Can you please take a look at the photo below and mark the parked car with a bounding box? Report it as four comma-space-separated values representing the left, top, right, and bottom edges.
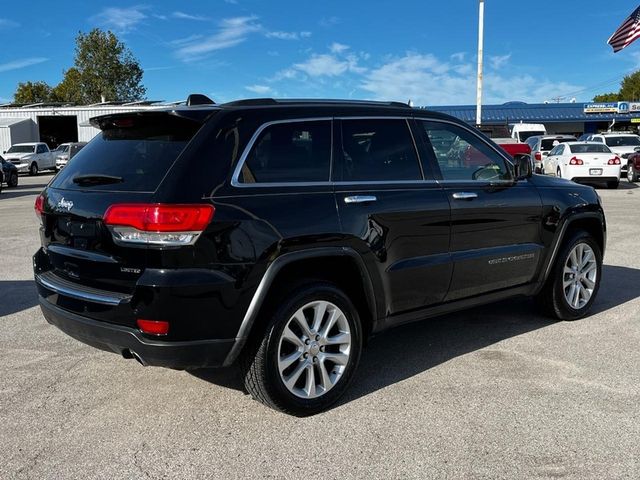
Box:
545, 142, 621, 188
1, 156, 19, 188
3, 142, 55, 175
34, 96, 606, 415
625, 149, 640, 182
525, 135, 577, 173
494, 138, 533, 172
583, 132, 640, 175
53, 142, 87, 170
510, 123, 546, 142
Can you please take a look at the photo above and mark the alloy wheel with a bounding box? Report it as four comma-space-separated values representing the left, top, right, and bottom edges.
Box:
277, 300, 352, 399
563, 243, 597, 309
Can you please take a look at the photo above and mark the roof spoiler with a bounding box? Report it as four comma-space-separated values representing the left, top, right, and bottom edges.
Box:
186, 94, 215, 106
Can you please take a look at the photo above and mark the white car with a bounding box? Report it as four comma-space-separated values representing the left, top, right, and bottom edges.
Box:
545, 142, 621, 189
3, 142, 55, 175
583, 132, 640, 175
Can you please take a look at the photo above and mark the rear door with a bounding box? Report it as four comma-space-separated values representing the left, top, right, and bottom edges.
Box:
419, 119, 543, 301
335, 117, 451, 315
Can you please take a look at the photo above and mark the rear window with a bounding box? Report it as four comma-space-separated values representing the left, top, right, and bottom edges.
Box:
604, 136, 640, 147
51, 115, 201, 192
541, 138, 574, 151
518, 131, 545, 141
569, 144, 611, 154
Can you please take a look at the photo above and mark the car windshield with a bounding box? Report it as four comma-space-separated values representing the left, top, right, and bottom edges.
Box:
541, 138, 574, 151
7, 145, 35, 153
569, 144, 611, 154
605, 136, 640, 147
518, 131, 545, 141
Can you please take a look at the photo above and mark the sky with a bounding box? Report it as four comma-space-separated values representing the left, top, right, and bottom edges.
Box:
1, 1, 640, 106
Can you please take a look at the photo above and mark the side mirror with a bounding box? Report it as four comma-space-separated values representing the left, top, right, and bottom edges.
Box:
514, 154, 532, 180
542, 151, 549, 156
634, 146, 640, 153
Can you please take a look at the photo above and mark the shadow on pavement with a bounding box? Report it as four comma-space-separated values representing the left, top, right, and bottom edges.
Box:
0, 280, 38, 317
190, 264, 640, 407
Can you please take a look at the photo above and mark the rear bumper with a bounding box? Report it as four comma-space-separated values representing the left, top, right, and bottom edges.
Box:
39, 296, 235, 369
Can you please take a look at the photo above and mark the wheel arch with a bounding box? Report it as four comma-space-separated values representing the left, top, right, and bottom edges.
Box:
223, 247, 379, 366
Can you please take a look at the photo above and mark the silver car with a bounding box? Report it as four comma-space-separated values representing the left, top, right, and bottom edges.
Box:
54, 142, 87, 170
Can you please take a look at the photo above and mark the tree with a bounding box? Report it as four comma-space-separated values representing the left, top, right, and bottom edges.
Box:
12, 28, 146, 105
619, 71, 640, 101
74, 29, 146, 103
593, 92, 620, 102
13, 81, 53, 104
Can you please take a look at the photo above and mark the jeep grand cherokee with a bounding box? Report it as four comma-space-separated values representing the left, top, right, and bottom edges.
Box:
34, 95, 606, 415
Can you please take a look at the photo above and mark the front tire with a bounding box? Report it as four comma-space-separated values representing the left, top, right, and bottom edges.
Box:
241, 282, 363, 415
29, 162, 38, 176
535, 231, 602, 320
628, 163, 638, 183
8, 173, 18, 187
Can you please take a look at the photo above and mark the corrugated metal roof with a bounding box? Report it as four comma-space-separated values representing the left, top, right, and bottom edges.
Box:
424, 102, 640, 123
0, 117, 31, 127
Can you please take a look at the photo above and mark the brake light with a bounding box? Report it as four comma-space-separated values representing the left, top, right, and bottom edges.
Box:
104, 204, 214, 246
535, 152, 542, 161
137, 319, 169, 336
34, 194, 44, 219
608, 157, 621, 165
569, 157, 584, 165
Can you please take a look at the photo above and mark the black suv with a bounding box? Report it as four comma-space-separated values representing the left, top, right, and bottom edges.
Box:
34, 96, 606, 415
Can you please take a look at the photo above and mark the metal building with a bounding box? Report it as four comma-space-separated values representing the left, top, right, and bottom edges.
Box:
0, 102, 165, 152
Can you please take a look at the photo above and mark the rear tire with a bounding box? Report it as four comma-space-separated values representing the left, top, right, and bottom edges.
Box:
8, 173, 18, 187
535, 230, 602, 320
557, 167, 562, 178
607, 180, 619, 189
241, 282, 362, 416
628, 164, 638, 183
29, 163, 38, 176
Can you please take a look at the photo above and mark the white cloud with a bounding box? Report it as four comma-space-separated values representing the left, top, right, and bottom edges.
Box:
450, 52, 466, 62
292, 51, 365, 78
266, 30, 312, 40
0, 57, 48, 73
245, 84, 273, 94
0, 18, 19, 28
172, 11, 210, 21
174, 16, 261, 61
91, 6, 148, 33
329, 42, 349, 54
488, 54, 511, 70
319, 16, 340, 27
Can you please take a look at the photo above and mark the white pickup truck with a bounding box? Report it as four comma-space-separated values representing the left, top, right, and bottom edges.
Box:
3, 142, 56, 175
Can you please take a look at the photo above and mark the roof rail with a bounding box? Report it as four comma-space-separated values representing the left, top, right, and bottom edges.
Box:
222, 98, 412, 108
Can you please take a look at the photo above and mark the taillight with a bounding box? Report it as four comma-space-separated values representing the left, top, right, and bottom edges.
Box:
608, 157, 621, 165
34, 194, 44, 219
569, 157, 584, 165
535, 152, 542, 161
103, 203, 214, 246
137, 319, 169, 336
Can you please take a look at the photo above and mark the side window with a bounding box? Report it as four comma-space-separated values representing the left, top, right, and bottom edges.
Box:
594, 137, 604, 143
548, 145, 559, 156
337, 119, 421, 181
421, 121, 512, 182
238, 120, 331, 184
557, 145, 565, 155
36, 144, 46, 154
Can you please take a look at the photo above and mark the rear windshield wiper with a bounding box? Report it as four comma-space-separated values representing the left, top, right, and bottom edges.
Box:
72, 174, 124, 186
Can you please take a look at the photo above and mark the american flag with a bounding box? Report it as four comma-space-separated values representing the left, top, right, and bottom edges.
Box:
608, 6, 640, 52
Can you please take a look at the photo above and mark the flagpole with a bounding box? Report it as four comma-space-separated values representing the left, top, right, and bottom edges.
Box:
476, 0, 485, 126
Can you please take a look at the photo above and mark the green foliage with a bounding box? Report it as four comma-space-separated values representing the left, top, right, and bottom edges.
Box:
619, 71, 640, 101
12, 28, 146, 105
13, 81, 53, 104
592, 92, 620, 102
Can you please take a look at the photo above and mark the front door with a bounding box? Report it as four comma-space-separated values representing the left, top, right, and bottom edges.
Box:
418, 120, 543, 302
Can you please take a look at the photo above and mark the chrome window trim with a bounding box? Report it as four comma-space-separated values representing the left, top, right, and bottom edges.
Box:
230, 117, 334, 188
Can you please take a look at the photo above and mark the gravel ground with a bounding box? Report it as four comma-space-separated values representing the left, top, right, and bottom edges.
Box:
1, 174, 638, 479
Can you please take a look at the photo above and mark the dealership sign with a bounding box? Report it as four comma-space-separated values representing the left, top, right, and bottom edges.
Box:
584, 101, 640, 113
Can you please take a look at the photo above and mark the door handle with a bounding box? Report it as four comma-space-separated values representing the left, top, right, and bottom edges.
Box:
344, 195, 377, 204
452, 192, 478, 200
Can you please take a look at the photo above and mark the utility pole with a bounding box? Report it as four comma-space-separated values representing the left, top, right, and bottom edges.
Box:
476, 0, 485, 126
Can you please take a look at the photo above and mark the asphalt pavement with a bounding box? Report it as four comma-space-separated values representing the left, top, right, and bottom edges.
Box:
1, 174, 638, 479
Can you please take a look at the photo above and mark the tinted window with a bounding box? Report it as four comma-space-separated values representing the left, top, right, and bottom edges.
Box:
7, 145, 34, 154
36, 144, 46, 154
422, 121, 512, 182
51, 115, 200, 192
518, 131, 545, 142
541, 138, 575, 151
337, 119, 421, 181
569, 144, 611, 154
605, 136, 640, 147
239, 120, 330, 184
593, 137, 604, 143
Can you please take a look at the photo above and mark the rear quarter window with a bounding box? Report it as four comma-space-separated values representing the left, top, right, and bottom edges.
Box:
51, 115, 201, 192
